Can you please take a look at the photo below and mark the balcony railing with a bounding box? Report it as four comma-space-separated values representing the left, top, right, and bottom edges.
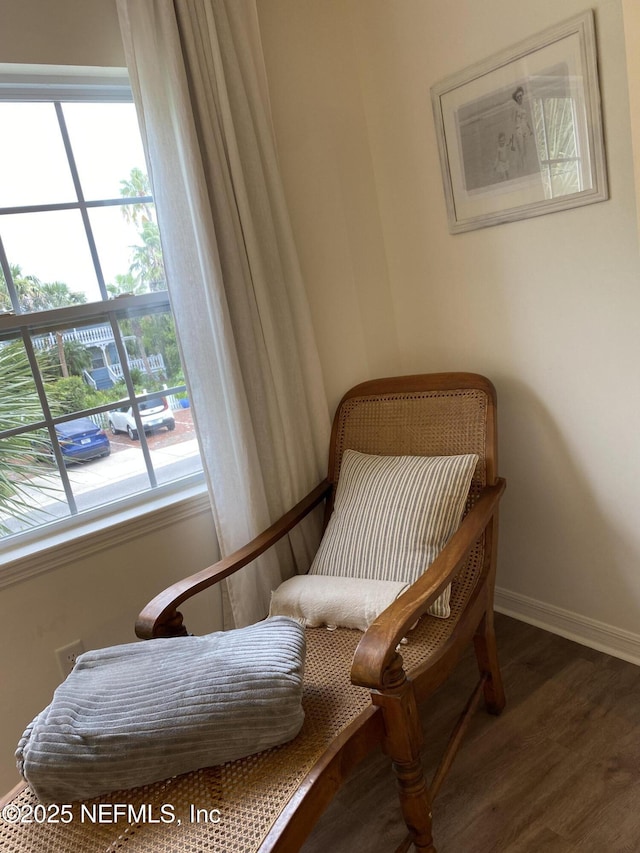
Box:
32, 325, 134, 350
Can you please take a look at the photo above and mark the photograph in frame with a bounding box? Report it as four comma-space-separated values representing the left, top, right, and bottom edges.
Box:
431, 11, 608, 233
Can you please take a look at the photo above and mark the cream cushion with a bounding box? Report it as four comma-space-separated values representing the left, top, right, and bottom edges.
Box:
269, 574, 408, 631
309, 450, 478, 618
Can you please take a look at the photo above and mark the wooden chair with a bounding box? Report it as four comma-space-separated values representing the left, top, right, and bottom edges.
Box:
1, 373, 505, 853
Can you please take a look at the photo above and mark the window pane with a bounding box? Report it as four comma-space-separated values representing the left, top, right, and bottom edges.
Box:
153, 398, 200, 486
32, 321, 127, 419
0, 103, 76, 208
0, 337, 46, 428
0, 338, 50, 540
68, 423, 153, 511
62, 102, 148, 201
0, 268, 13, 313
117, 307, 183, 387
0, 431, 69, 538
90, 205, 167, 295
112, 309, 201, 486
1, 210, 102, 308
106, 392, 200, 489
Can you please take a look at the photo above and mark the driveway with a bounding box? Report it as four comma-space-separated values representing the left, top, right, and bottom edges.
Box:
108, 407, 196, 453
1, 408, 203, 535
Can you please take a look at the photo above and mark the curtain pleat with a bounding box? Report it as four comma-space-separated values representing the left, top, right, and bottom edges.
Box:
116, 0, 330, 626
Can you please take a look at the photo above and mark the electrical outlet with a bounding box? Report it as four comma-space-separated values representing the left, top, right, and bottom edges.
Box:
55, 639, 85, 678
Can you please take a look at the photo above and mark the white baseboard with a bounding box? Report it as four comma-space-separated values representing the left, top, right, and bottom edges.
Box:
494, 587, 640, 667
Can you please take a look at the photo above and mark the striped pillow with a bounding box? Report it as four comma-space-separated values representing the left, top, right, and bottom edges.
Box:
309, 450, 478, 618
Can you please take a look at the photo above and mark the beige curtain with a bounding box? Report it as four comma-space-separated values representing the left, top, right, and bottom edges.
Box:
116, 0, 330, 627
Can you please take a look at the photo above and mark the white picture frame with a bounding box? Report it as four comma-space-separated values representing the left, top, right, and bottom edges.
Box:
431, 11, 608, 234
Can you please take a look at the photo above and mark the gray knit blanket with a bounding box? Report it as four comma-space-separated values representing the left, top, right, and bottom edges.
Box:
16, 617, 306, 803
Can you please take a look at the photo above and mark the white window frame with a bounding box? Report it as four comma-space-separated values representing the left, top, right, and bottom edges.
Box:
0, 65, 207, 585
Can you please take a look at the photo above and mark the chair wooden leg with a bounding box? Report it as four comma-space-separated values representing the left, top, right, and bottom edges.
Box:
473, 611, 505, 715
395, 831, 428, 853
391, 757, 437, 852
373, 655, 436, 852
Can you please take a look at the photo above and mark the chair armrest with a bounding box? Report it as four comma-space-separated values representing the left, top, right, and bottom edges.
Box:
350, 478, 506, 691
136, 480, 332, 639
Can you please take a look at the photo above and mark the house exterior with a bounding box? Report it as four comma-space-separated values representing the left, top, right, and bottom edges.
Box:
33, 324, 166, 389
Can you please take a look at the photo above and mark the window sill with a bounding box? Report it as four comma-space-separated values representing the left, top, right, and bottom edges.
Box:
1, 478, 212, 590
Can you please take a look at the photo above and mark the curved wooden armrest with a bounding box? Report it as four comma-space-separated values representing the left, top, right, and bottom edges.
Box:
136, 479, 332, 639
350, 478, 506, 691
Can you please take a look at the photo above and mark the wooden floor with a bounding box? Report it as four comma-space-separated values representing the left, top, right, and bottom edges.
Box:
301, 613, 640, 853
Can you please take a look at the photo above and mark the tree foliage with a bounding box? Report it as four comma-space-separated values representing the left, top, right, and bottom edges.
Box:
0, 265, 87, 313
0, 342, 56, 534
43, 376, 121, 417
119, 166, 155, 226
128, 220, 166, 292
38, 339, 92, 379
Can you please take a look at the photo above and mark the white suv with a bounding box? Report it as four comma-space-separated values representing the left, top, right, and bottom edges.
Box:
108, 398, 176, 440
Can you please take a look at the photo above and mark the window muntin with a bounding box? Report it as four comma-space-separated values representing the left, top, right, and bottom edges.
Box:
0, 73, 202, 546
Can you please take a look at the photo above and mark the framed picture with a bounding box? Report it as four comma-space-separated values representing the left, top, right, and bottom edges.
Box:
431, 11, 608, 233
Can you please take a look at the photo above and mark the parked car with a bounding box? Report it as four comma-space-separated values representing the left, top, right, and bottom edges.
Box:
54, 418, 111, 464
108, 398, 176, 440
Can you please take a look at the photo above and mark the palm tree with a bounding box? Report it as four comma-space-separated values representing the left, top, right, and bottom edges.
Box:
1, 268, 89, 377
120, 167, 154, 227
39, 339, 92, 379
128, 220, 166, 292
106, 272, 146, 298
0, 341, 56, 535
1, 267, 86, 312
118, 168, 166, 293
0, 264, 44, 312
37, 280, 87, 309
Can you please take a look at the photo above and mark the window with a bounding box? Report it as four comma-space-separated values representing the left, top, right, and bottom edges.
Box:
0, 67, 203, 551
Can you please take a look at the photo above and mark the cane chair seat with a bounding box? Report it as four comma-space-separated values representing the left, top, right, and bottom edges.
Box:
0, 557, 481, 853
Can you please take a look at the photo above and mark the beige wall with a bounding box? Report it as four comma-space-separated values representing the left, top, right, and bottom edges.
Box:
0, 0, 221, 793
258, 0, 640, 640
0, 0, 125, 67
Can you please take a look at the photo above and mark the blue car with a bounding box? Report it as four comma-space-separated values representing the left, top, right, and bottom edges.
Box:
55, 418, 111, 464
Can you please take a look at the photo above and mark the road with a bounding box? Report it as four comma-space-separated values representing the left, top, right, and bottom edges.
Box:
2, 409, 203, 535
